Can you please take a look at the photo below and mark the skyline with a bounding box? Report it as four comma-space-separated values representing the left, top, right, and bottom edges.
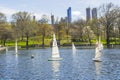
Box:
0, 0, 119, 22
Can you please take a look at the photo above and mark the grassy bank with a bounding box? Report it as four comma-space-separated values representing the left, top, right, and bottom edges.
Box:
3, 38, 119, 49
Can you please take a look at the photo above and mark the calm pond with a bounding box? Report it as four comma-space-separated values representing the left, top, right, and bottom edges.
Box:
0, 48, 120, 80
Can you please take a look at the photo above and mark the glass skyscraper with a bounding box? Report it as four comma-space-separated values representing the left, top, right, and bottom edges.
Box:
67, 7, 72, 23
92, 8, 97, 19
51, 14, 54, 25
86, 7, 91, 21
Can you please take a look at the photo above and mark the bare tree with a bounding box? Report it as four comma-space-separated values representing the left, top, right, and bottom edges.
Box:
99, 3, 120, 48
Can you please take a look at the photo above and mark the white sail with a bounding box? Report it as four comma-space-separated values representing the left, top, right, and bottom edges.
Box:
15, 39, 18, 54
95, 47, 101, 59
93, 37, 103, 62
6, 46, 8, 52
72, 42, 76, 52
99, 43, 103, 51
48, 34, 62, 61
52, 34, 60, 58
93, 47, 102, 62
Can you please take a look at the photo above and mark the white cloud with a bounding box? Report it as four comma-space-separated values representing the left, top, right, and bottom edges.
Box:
0, 6, 18, 21
33, 13, 50, 21
33, 13, 42, 20
0, 6, 17, 16
0, 6, 51, 21
72, 11, 81, 16
72, 11, 86, 21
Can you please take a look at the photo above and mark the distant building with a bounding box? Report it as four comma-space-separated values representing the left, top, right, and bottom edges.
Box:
60, 17, 67, 23
65, 17, 68, 23
67, 7, 72, 23
92, 8, 97, 19
86, 7, 91, 22
51, 14, 54, 25
33, 16, 36, 21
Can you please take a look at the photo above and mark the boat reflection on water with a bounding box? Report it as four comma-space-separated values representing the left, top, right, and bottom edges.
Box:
94, 62, 101, 79
51, 61, 60, 79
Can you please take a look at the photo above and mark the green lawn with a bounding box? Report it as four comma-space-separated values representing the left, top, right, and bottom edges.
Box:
4, 38, 119, 48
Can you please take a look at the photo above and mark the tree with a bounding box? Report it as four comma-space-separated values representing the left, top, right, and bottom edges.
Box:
54, 22, 66, 45
99, 3, 120, 48
82, 26, 96, 45
38, 15, 52, 48
116, 12, 120, 44
72, 19, 86, 42
0, 12, 13, 46
0, 12, 6, 23
0, 23, 13, 46
12, 11, 38, 49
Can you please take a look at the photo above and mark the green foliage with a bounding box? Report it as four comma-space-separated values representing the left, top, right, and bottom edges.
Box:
0, 3, 120, 48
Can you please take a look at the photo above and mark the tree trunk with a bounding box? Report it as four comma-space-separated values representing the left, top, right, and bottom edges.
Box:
1, 40, 2, 44
86, 27, 92, 46
88, 37, 92, 46
58, 33, 61, 46
3, 40, 6, 46
106, 25, 110, 48
42, 34, 45, 48
21, 29, 24, 41
118, 27, 120, 45
21, 35, 24, 41
80, 33, 83, 42
26, 34, 29, 49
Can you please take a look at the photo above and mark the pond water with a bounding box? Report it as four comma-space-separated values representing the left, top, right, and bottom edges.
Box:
0, 48, 120, 80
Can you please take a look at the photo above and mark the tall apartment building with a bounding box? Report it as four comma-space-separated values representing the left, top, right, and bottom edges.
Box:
51, 14, 54, 25
92, 8, 97, 19
86, 7, 91, 22
67, 7, 72, 23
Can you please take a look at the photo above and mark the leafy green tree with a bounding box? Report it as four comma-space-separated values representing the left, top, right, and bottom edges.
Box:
0, 24, 13, 46
38, 15, 52, 48
82, 26, 96, 45
0, 13, 6, 23
117, 18, 120, 44
0, 12, 13, 46
54, 22, 66, 45
72, 19, 86, 42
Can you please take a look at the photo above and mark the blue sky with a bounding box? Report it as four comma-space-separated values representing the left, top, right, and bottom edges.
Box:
0, 0, 119, 22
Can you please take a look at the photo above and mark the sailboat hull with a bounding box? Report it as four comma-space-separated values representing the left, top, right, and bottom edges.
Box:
48, 57, 63, 61
92, 58, 102, 62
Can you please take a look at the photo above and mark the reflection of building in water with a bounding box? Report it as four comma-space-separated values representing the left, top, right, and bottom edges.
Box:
94, 62, 101, 79
52, 61, 60, 78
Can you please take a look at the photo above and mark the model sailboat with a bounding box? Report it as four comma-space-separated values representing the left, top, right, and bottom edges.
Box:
93, 37, 103, 62
72, 42, 77, 53
93, 47, 102, 62
6, 46, 8, 52
48, 34, 62, 61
